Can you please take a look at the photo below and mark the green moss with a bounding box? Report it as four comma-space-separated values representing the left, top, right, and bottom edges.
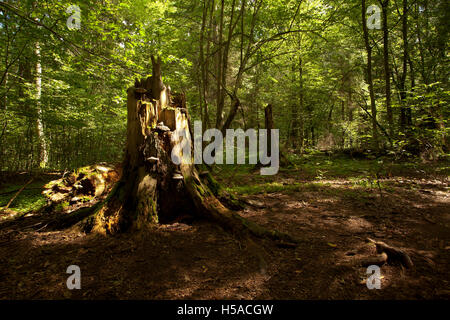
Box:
150, 198, 158, 223
0, 180, 50, 214
55, 201, 70, 212
80, 195, 93, 203
203, 173, 221, 196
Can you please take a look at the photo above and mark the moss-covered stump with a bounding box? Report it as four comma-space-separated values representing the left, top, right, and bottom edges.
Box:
42, 164, 120, 212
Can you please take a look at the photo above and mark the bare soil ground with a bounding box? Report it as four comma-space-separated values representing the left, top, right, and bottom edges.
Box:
0, 157, 449, 299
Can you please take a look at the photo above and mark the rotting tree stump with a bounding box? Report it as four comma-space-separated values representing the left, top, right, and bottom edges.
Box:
50, 57, 298, 246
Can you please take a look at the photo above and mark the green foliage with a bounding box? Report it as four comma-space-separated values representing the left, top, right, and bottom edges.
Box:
0, 0, 448, 172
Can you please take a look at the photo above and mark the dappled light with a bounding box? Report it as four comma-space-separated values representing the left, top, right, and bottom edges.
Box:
0, 0, 448, 305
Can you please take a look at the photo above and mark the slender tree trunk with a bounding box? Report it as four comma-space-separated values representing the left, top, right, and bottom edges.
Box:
203, 0, 215, 130
416, 1, 428, 85
291, 31, 305, 152
362, 0, 379, 150
298, 54, 305, 152
216, 0, 239, 130
199, 0, 209, 130
289, 65, 299, 149
218, 0, 261, 134
0, 57, 8, 168
348, 91, 354, 122
35, 42, 48, 168
399, 0, 409, 133
381, 0, 393, 139
407, 56, 414, 126
215, 0, 225, 128
220, 97, 240, 136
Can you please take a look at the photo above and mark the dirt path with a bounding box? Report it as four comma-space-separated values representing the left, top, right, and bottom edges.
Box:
0, 165, 449, 299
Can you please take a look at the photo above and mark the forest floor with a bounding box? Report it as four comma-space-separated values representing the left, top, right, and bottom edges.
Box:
0, 153, 449, 299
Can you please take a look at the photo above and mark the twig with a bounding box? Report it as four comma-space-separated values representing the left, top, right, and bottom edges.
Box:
4, 178, 33, 209
376, 173, 383, 199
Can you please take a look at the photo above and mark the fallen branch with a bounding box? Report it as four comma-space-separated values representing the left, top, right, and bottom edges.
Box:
353, 252, 388, 267
4, 178, 33, 210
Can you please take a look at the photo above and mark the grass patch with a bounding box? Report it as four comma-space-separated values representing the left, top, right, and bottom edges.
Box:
291, 154, 450, 179
225, 181, 325, 196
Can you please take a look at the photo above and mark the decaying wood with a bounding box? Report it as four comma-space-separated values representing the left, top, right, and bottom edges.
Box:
352, 252, 388, 267
41, 164, 119, 207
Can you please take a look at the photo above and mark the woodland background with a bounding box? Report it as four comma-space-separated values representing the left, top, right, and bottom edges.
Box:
0, 0, 448, 172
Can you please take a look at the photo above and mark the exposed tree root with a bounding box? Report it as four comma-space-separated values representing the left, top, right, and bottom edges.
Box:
199, 171, 245, 211
183, 168, 299, 246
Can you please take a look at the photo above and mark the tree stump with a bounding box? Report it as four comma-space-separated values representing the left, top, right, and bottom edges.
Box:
54, 57, 298, 246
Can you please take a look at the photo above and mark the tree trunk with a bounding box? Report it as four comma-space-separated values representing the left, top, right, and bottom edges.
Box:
298, 51, 305, 153
220, 97, 240, 136
381, 0, 394, 139
399, 0, 410, 133
362, 0, 379, 150
35, 42, 48, 169
215, 0, 225, 129
263, 104, 292, 168
199, 0, 212, 131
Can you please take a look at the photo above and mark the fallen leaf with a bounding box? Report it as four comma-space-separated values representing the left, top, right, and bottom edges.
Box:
327, 242, 337, 248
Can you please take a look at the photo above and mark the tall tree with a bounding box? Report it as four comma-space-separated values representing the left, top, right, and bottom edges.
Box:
35, 41, 48, 168
362, 0, 379, 149
398, 0, 411, 131
380, 0, 393, 138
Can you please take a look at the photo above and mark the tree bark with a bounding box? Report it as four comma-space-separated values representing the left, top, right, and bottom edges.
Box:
35, 42, 48, 168
297, 42, 305, 152
399, 0, 410, 133
215, 0, 225, 129
362, 0, 379, 150
380, 0, 394, 139
199, 0, 210, 130
263, 104, 292, 167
